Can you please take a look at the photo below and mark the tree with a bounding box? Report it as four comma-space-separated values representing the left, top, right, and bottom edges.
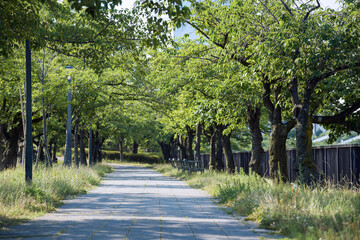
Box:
185, 0, 297, 179
254, 0, 360, 181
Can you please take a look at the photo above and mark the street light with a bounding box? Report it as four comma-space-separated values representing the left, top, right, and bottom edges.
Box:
64, 66, 73, 166
25, 40, 32, 183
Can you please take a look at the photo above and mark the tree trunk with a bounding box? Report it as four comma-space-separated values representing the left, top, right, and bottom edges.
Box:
290, 77, 317, 183
208, 127, 216, 170
295, 109, 317, 182
178, 136, 187, 159
97, 137, 104, 163
269, 124, 289, 180
169, 135, 177, 159
215, 125, 224, 171
74, 119, 79, 167
17, 141, 23, 165
186, 125, 195, 160
221, 132, 235, 174
39, 142, 44, 163
194, 123, 202, 165
51, 138, 58, 163
263, 81, 294, 181
88, 128, 94, 165
0, 126, 2, 164
79, 129, 86, 165
93, 130, 99, 164
98, 146, 102, 163
159, 141, 171, 161
1, 127, 21, 170
131, 140, 138, 154
42, 108, 48, 166
247, 105, 264, 175
119, 136, 124, 161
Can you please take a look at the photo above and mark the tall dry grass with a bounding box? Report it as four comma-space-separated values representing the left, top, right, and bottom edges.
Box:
153, 164, 360, 239
0, 163, 112, 229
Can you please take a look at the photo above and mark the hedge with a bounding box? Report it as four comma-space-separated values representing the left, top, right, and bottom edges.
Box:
102, 150, 164, 164
59, 148, 164, 164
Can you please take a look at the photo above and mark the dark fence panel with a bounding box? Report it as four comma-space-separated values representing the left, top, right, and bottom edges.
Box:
352, 147, 360, 184
314, 148, 325, 181
200, 144, 360, 184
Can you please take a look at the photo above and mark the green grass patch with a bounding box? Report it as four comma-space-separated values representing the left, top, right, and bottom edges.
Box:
0, 163, 112, 230
152, 164, 360, 239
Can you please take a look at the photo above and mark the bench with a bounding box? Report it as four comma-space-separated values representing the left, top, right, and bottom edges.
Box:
168, 158, 204, 173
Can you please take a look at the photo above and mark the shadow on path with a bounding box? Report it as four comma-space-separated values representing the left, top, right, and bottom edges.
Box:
0, 164, 282, 240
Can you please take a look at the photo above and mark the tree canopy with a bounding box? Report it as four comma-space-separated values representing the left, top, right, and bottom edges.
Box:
1, 0, 360, 183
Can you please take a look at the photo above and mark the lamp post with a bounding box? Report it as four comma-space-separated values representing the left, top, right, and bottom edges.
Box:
25, 40, 32, 183
64, 66, 73, 166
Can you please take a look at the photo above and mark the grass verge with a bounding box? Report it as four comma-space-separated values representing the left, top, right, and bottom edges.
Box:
152, 164, 360, 240
104, 159, 152, 168
0, 163, 112, 230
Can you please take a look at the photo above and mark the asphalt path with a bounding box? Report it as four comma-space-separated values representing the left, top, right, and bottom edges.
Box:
0, 164, 281, 239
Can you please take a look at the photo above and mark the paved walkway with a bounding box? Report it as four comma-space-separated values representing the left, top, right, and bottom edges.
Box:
0, 165, 280, 240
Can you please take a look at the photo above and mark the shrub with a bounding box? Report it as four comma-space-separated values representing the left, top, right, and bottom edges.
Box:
122, 152, 164, 164
59, 148, 164, 164
101, 150, 120, 160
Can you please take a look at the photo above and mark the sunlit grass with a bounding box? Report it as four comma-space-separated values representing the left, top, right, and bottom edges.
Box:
104, 159, 152, 168
0, 163, 112, 229
152, 164, 360, 239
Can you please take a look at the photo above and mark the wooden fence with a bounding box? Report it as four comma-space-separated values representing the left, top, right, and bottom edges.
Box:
200, 144, 360, 183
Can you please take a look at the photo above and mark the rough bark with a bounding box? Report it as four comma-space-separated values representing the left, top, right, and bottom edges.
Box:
290, 77, 317, 182
269, 124, 289, 180
247, 105, 263, 175
295, 108, 317, 181
221, 132, 235, 174
263, 80, 295, 180
194, 123, 202, 165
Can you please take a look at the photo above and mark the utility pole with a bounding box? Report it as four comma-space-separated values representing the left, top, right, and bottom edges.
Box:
25, 40, 32, 183
64, 66, 73, 166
